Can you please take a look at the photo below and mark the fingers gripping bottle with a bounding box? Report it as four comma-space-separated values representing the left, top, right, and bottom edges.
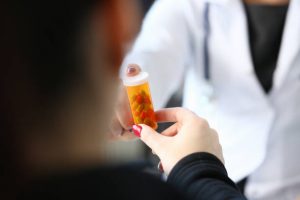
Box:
123, 72, 158, 130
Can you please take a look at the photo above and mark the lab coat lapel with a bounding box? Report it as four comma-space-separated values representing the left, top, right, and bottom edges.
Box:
273, 0, 300, 91
226, 0, 270, 99
228, 1, 256, 78
231, 1, 253, 74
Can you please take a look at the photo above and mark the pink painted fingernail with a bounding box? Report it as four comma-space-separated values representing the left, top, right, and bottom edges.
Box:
132, 125, 142, 138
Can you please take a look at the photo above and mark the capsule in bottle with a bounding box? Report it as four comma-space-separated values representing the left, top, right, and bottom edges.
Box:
123, 72, 157, 130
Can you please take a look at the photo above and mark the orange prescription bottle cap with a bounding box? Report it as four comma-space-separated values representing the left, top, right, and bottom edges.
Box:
122, 72, 149, 86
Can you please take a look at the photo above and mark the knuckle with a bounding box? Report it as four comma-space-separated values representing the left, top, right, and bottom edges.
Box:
174, 107, 184, 115
211, 129, 219, 138
197, 118, 209, 129
175, 107, 194, 116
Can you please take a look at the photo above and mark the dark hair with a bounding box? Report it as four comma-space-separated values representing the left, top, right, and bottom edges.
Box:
0, 0, 103, 195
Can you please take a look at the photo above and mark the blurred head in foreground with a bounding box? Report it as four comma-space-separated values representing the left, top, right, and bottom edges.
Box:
0, 0, 139, 195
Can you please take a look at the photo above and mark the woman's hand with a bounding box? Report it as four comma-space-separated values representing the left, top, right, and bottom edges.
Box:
133, 107, 224, 175
109, 64, 141, 140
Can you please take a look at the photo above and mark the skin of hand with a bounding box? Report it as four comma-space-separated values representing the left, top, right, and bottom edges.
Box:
135, 107, 224, 175
109, 64, 141, 140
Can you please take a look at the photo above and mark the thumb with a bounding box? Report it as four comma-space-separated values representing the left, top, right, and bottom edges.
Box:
126, 64, 141, 77
133, 124, 165, 153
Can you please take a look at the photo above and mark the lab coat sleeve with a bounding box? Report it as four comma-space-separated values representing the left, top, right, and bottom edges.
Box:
122, 0, 191, 109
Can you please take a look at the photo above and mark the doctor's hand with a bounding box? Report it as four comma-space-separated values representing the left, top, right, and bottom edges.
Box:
109, 64, 141, 140
133, 107, 224, 175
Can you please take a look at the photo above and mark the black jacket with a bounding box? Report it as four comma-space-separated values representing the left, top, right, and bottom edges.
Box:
19, 153, 247, 200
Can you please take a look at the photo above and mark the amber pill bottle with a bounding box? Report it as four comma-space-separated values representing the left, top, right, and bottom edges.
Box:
123, 72, 157, 130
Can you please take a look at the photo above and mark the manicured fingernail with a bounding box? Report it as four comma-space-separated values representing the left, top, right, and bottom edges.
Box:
132, 125, 142, 138
127, 66, 136, 75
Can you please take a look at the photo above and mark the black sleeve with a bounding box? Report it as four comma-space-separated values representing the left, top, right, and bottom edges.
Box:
167, 152, 247, 200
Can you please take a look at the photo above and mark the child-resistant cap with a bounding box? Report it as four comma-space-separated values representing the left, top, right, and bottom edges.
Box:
122, 72, 149, 86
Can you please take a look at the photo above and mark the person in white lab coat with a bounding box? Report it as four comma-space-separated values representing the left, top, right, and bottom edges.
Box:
112, 0, 300, 199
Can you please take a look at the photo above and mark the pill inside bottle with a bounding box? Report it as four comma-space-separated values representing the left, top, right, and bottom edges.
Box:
123, 72, 158, 130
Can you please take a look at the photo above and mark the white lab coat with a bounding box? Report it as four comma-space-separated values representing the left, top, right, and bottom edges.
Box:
122, 0, 300, 199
